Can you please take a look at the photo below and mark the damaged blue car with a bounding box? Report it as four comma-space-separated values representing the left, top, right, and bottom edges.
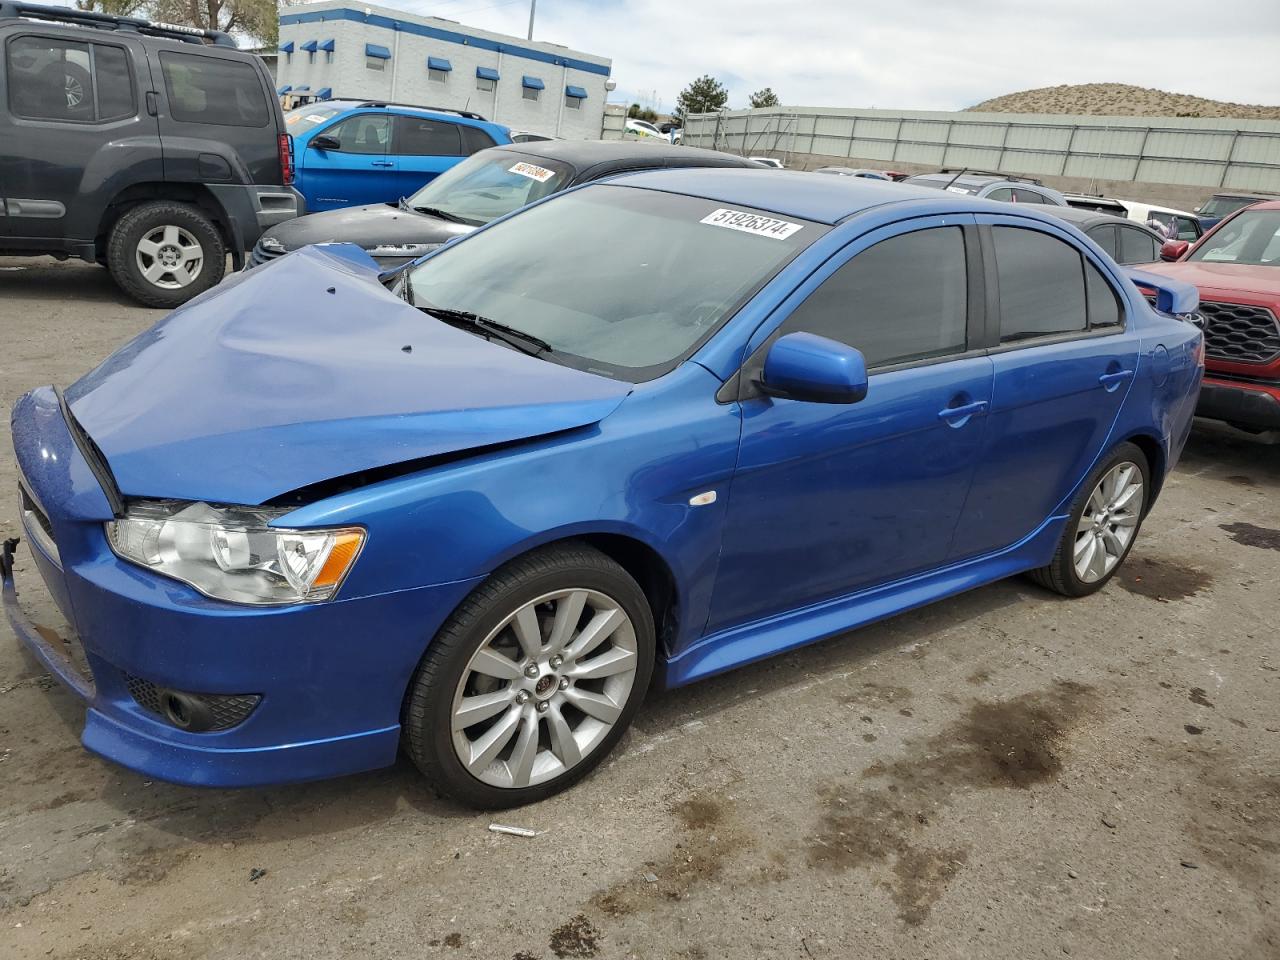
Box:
5, 170, 1203, 807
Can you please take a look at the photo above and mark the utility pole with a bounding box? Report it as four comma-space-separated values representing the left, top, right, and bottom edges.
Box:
527, 0, 536, 40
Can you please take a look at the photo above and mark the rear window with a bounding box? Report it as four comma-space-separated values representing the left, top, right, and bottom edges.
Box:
393, 115, 461, 156
159, 51, 268, 127
1199, 195, 1267, 219
992, 226, 1087, 341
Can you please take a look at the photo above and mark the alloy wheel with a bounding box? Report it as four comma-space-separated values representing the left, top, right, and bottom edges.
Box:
1074, 460, 1143, 583
450, 588, 639, 789
135, 225, 205, 290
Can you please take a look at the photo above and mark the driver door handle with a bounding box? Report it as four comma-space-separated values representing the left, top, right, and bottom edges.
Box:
938, 400, 988, 421
371, 160, 394, 167
1098, 369, 1134, 387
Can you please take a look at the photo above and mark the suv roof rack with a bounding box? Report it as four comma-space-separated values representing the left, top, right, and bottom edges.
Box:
0, 1, 236, 47
354, 101, 488, 121
939, 167, 1044, 186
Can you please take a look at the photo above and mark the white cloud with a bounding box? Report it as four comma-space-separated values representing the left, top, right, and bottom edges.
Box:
390, 0, 1280, 113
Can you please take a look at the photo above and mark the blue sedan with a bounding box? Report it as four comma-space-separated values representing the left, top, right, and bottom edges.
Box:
4, 170, 1203, 807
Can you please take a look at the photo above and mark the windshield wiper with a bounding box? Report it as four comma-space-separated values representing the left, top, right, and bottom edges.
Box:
419, 307, 552, 356
411, 204, 469, 225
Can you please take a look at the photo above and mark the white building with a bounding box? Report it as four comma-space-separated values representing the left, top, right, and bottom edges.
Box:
276, 1, 612, 140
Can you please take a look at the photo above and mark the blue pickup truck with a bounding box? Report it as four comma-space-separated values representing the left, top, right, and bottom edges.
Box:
283, 100, 512, 211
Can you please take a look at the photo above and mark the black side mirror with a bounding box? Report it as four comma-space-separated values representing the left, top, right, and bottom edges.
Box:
311, 134, 340, 151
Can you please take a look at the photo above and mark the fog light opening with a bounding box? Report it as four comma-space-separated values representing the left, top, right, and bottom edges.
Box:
163, 692, 191, 729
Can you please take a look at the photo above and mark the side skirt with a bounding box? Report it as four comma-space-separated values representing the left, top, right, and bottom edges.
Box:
660, 515, 1067, 689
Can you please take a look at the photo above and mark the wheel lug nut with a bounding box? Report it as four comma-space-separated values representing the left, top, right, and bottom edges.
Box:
549, 655, 563, 669
536, 700, 550, 714
524, 663, 540, 678
558, 677, 570, 690
515, 690, 530, 704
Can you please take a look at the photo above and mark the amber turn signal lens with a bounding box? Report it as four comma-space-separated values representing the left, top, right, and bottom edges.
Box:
314, 531, 365, 589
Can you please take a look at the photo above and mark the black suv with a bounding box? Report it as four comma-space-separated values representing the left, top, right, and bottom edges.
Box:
0, 2, 301, 306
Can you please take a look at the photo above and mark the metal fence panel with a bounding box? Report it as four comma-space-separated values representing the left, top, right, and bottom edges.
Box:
682, 106, 1280, 192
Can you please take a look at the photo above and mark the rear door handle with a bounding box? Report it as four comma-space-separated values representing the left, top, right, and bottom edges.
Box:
371, 160, 394, 167
145, 90, 159, 116
938, 400, 988, 422
1098, 369, 1134, 389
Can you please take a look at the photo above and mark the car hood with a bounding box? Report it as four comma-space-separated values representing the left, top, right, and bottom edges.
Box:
267, 203, 476, 252
1143, 261, 1280, 299
66, 245, 631, 505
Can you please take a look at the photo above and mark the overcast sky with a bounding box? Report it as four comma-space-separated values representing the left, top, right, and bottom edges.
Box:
390, 0, 1280, 113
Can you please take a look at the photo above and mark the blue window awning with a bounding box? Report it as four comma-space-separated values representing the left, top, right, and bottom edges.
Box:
276, 85, 292, 94
280, 41, 294, 53
315, 87, 332, 99
293, 85, 310, 92
319, 38, 335, 52
565, 85, 588, 99
476, 66, 499, 81
365, 43, 392, 60
300, 39, 317, 52
427, 56, 452, 72
522, 75, 544, 90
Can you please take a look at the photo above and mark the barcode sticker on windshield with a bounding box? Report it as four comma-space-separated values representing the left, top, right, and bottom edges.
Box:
509, 161, 556, 182
700, 208, 803, 240
945, 186, 969, 195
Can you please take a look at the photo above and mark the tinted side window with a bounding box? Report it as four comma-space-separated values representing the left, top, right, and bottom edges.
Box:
159, 52, 267, 127
1117, 226, 1158, 264
1013, 188, 1050, 204
1085, 261, 1122, 327
7, 38, 135, 122
1175, 217, 1199, 240
986, 188, 1014, 202
325, 114, 390, 154
460, 125, 496, 155
394, 115, 462, 156
1088, 224, 1117, 259
781, 227, 968, 368
993, 227, 1086, 341
94, 44, 135, 120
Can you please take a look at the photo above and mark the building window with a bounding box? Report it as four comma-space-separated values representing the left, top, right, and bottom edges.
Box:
429, 68, 448, 83
477, 77, 495, 92
522, 75, 544, 101
308, 50, 315, 64
523, 87, 540, 102
367, 56, 385, 71
565, 95, 581, 109
326, 50, 333, 64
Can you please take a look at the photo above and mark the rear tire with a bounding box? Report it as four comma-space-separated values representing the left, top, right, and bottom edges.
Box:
106, 202, 225, 308
403, 543, 655, 809
1028, 441, 1150, 597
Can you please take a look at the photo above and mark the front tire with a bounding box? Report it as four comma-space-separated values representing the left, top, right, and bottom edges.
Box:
106, 202, 225, 308
403, 543, 655, 809
1029, 441, 1150, 597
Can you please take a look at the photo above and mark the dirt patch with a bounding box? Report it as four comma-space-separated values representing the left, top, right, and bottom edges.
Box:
548, 914, 601, 959
34, 789, 86, 811
966, 670, 991, 685
442, 932, 463, 948
111, 848, 193, 886
590, 794, 743, 918
807, 681, 1097, 925
1116, 556, 1212, 602
839, 682, 913, 708
1176, 748, 1280, 888
1189, 688, 1215, 708
1220, 522, 1280, 551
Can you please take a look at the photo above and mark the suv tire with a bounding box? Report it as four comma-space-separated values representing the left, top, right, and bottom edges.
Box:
403, 542, 655, 809
106, 201, 225, 308
1028, 441, 1150, 597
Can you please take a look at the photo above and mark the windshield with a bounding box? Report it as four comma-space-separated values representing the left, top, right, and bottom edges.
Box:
404, 185, 825, 381
284, 103, 347, 136
1199, 195, 1266, 219
1188, 210, 1280, 266
404, 151, 573, 226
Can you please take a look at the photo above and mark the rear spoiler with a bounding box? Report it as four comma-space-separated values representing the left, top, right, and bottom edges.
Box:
1124, 268, 1199, 316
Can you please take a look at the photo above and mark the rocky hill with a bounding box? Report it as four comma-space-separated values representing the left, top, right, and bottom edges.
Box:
967, 83, 1280, 120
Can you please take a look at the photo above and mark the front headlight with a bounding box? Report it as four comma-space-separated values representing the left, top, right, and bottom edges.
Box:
106, 501, 365, 605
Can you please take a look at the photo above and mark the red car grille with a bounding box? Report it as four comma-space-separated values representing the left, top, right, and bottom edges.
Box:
1199, 300, 1280, 365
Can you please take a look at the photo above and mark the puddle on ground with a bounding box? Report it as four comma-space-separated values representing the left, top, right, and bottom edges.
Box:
807, 681, 1097, 925
1116, 556, 1212, 601
1220, 522, 1280, 552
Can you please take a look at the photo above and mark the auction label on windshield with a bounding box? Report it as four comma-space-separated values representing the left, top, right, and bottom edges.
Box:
700, 208, 803, 240
509, 161, 556, 182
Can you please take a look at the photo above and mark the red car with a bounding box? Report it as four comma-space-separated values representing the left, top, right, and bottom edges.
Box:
1143, 200, 1280, 433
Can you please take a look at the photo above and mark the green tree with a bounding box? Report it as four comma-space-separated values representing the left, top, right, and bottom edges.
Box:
75, 0, 149, 15
626, 103, 658, 122
675, 74, 728, 120
77, 0, 281, 43
749, 87, 780, 108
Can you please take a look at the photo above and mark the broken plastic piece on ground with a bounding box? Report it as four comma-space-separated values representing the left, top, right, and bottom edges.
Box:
488, 823, 538, 838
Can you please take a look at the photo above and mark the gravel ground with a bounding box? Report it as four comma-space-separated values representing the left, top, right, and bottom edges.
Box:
2, 258, 1278, 960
